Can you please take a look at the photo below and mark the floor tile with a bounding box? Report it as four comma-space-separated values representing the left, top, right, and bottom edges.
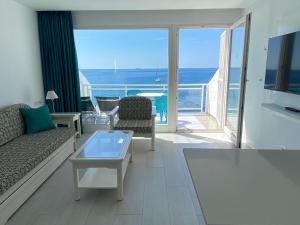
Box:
6, 132, 232, 225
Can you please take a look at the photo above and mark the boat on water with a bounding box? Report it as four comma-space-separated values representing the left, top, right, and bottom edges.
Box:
155, 77, 161, 82
154, 71, 161, 82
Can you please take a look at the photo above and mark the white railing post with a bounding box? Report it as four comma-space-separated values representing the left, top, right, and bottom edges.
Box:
200, 84, 204, 113
205, 85, 208, 113
125, 84, 127, 96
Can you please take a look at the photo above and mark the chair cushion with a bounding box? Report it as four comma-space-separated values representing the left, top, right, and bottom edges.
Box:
114, 119, 152, 133
0, 104, 29, 146
19, 105, 55, 134
0, 127, 75, 196
118, 96, 152, 120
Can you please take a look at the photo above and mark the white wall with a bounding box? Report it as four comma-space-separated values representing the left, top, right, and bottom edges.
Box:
207, 69, 219, 120
73, 9, 243, 28
79, 71, 91, 97
208, 30, 229, 127
0, 0, 44, 108
242, 0, 300, 149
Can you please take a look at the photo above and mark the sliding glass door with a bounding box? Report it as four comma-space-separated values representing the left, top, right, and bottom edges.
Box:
225, 15, 251, 147
177, 28, 225, 131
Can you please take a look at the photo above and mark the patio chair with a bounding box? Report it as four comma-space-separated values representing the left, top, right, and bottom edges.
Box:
81, 97, 98, 123
81, 97, 95, 111
95, 96, 120, 119
109, 96, 156, 150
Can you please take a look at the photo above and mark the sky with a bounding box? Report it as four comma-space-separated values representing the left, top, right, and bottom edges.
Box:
230, 26, 245, 68
74, 28, 226, 69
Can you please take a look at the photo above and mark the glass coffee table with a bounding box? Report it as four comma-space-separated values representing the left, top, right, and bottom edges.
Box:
70, 130, 133, 201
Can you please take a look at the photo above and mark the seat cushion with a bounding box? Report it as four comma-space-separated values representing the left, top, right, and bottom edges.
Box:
0, 127, 75, 196
114, 119, 152, 133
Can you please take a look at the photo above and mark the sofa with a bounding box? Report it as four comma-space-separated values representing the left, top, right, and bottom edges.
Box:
0, 104, 76, 225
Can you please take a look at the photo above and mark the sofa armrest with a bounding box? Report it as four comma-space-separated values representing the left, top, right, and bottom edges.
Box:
109, 106, 119, 130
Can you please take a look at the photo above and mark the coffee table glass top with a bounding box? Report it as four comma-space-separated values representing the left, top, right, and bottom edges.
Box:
76, 131, 133, 159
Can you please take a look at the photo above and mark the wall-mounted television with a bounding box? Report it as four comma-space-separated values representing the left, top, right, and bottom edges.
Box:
264, 30, 300, 95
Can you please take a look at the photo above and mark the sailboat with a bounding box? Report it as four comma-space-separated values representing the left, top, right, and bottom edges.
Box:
155, 72, 161, 82
155, 77, 161, 82
114, 58, 117, 72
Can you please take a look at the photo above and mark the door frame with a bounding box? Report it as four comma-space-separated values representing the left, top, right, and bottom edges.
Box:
174, 26, 230, 132
224, 14, 251, 147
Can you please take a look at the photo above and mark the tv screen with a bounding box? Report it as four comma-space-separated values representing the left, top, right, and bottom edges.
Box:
265, 36, 282, 90
287, 32, 300, 94
264, 31, 300, 95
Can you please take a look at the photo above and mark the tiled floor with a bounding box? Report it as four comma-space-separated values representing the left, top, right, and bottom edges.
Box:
83, 112, 221, 132
177, 113, 221, 131
7, 132, 233, 225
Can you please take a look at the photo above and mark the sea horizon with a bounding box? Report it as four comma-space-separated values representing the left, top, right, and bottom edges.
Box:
79, 68, 240, 112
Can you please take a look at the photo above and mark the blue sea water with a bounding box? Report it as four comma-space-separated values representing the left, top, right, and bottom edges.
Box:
80, 68, 218, 84
80, 68, 240, 112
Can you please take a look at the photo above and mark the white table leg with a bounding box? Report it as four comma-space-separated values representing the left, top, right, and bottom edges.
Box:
72, 166, 80, 201
117, 164, 123, 201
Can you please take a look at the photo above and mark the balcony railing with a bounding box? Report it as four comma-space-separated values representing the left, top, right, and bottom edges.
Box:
82, 83, 209, 112
81, 83, 240, 117
227, 83, 240, 113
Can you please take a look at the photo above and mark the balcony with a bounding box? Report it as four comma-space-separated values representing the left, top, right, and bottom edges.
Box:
81, 82, 218, 128
75, 28, 242, 132
80, 71, 240, 130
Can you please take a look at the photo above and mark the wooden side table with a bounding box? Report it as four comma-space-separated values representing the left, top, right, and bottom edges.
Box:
51, 112, 82, 138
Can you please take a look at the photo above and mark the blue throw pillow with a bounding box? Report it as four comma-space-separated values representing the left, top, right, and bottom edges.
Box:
19, 105, 55, 134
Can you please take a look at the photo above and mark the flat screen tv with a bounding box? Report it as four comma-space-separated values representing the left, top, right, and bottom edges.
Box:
264, 30, 300, 95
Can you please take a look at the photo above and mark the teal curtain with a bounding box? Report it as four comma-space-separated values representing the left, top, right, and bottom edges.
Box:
38, 11, 81, 113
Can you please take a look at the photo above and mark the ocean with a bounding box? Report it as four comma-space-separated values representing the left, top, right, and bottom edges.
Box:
80, 68, 240, 112
80, 68, 219, 84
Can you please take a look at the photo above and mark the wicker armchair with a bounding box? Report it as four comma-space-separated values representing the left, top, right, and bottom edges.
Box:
109, 96, 156, 150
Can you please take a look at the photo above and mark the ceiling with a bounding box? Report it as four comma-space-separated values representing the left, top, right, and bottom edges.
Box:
14, 0, 253, 11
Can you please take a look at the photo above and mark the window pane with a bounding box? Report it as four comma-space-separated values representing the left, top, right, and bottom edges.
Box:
178, 28, 225, 130
74, 29, 169, 125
